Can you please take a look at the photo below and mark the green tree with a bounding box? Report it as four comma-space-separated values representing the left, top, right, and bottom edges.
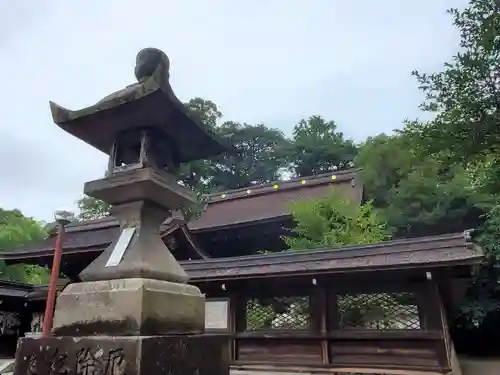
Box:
289, 116, 357, 177
0, 208, 50, 284
462, 203, 500, 323
356, 134, 492, 237
355, 134, 416, 209
451, 201, 500, 355
465, 153, 500, 196
179, 98, 224, 191
207, 121, 290, 191
2, 264, 51, 284
283, 189, 390, 250
185, 97, 222, 129
395, 0, 500, 353
402, 0, 500, 162
77, 196, 111, 221
385, 162, 492, 237
0, 208, 47, 250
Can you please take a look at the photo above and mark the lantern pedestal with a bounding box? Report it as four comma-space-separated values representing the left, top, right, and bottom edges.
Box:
15, 335, 229, 375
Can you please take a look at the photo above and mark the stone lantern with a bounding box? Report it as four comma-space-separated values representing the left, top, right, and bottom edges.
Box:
13, 48, 229, 375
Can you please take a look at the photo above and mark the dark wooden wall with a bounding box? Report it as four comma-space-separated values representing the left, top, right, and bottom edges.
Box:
200, 272, 453, 374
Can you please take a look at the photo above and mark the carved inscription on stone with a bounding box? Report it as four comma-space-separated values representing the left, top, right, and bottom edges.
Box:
26, 348, 70, 375
106, 349, 126, 375
27, 353, 37, 375
76, 348, 104, 375
25, 347, 125, 375
76, 348, 125, 375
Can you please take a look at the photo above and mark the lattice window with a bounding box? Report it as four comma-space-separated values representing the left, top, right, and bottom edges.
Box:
337, 292, 420, 330
245, 296, 310, 330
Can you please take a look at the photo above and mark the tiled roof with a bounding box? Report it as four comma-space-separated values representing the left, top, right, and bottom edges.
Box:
182, 231, 481, 281
2, 170, 361, 256
190, 169, 361, 231
1, 218, 184, 258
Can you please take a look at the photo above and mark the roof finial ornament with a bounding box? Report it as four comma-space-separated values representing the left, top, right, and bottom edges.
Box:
96, 47, 170, 105
134, 47, 170, 82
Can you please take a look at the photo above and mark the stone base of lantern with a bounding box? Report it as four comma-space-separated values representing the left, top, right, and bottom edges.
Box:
13, 334, 229, 375
51, 278, 206, 337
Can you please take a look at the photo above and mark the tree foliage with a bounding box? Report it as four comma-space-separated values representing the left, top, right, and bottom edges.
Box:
401, 0, 500, 162
462, 203, 500, 323
185, 97, 222, 130
2, 263, 51, 285
181, 98, 290, 192
289, 116, 357, 177
283, 190, 390, 250
0, 208, 47, 250
178, 98, 223, 191
0, 208, 50, 284
77, 196, 111, 221
450, 201, 500, 355
355, 134, 417, 209
393, 0, 500, 352
206, 121, 289, 191
355, 133, 492, 237
383, 162, 486, 237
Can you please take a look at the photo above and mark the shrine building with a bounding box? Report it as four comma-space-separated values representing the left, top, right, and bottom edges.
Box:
0, 169, 483, 375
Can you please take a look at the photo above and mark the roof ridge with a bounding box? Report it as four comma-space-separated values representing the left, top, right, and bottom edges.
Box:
207, 168, 357, 197
65, 216, 118, 231
206, 168, 358, 203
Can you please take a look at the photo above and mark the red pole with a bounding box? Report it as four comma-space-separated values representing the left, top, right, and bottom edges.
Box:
42, 221, 65, 337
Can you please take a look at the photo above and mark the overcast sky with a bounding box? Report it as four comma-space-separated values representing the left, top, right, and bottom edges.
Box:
0, 0, 466, 222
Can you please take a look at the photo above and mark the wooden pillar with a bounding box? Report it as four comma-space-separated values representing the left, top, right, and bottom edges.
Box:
311, 279, 329, 364
232, 293, 247, 362
421, 275, 452, 372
